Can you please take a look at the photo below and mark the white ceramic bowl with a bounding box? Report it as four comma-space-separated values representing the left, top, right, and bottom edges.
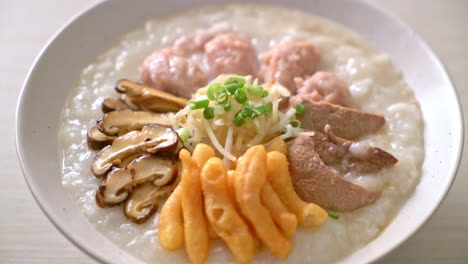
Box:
16, 0, 463, 263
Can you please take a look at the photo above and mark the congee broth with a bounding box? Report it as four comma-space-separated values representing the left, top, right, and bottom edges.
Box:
59, 3, 424, 263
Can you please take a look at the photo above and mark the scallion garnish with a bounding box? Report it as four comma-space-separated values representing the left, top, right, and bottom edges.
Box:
327, 210, 339, 220
255, 105, 268, 115
295, 103, 305, 115
216, 92, 229, 105
224, 100, 232, 112
245, 84, 263, 97
289, 119, 301, 128
265, 102, 273, 113
203, 107, 215, 119
234, 89, 247, 104
225, 76, 245, 85
234, 114, 246, 126
190, 99, 209, 110
226, 83, 239, 95
176, 127, 190, 142
263, 90, 269, 97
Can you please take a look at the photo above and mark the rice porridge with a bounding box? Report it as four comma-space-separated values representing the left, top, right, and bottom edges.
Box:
59, 3, 424, 263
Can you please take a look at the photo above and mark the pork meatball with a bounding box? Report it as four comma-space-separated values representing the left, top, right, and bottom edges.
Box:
261, 41, 320, 94
204, 32, 258, 78
139, 48, 207, 99
173, 23, 231, 54
294, 71, 351, 106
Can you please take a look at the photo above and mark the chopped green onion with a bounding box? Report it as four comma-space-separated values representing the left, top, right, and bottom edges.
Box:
226, 83, 239, 95
225, 76, 245, 85
190, 99, 209, 109
224, 100, 232, 112
234, 89, 247, 104
245, 84, 263, 97
265, 102, 273, 113
240, 107, 254, 118
289, 119, 301, 128
251, 107, 262, 116
280, 130, 286, 135
263, 90, 269, 97
327, 210, 339, 220
203, 107, 214, 119
176, 127, 190, 142
255, 105, 268, 115
207, 83, 225, 101
233, 114, 246, 126
216, 92, 229, 105
295, 103, 305, 115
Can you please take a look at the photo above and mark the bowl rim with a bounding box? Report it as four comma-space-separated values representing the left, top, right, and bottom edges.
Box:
15, 0, 464, 263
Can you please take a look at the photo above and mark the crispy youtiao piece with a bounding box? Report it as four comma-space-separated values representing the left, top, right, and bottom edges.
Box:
227, 170, 240, 212
192, 144, 219, 240
261, 182, 297, 237
266, 137, 288, 155
234, 146, 291, 258
192, 143, 216, 168
201, 158, 256, 264
267, 151, 328, 227
158, 185, 184, 250
180, 149, 209, 264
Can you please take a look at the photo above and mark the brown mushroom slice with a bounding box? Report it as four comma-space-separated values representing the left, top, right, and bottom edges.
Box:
291, 99, 385, 140
97, 109, 172, 136
96, 168, 132, 207
91, 125, 180, 177
87, 126, 116, 150
101, 98, 134, 113
95, 155, 177, 207
124, 183, 174, 224
129, 155, 177, 186
116, 79, 188, 112
117, 153, 142, 168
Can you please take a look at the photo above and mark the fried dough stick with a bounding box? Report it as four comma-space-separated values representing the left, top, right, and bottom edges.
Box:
234, 145, 291, 258
201, 157, 256, 264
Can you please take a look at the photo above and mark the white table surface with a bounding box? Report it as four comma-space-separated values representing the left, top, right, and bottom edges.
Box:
1, 0, 467, 263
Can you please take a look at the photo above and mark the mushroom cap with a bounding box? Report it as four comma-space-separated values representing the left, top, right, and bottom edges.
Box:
91, 125, 180, 177
95, 155, 178, 207
116, 79, 188, 113
87, 125, 115, 150
97, 109, 172, 136
101, 98, 133, 114
124, 183, 174, 224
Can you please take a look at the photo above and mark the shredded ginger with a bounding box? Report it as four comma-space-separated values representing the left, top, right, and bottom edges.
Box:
170, 74, 311, 165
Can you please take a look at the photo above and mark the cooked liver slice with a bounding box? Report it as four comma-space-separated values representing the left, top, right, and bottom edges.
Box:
308, 127, 398, 174
291, 99, 386, 140
287, 136, 380, 211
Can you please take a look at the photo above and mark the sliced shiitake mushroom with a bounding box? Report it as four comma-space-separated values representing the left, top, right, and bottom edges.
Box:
116, 79, 188, 112
97, 109, 172, 136
124, 182, 174, 224
101, 98, 135, 113
91, 124, 180, 177
117, 153, 142, 168
96, 168, 132, 207
87, 125, 116, 150
95, 155, 177, 207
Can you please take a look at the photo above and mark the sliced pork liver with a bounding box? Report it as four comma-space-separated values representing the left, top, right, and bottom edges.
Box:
291, 99, 385, 140
287, 136, 380, 211
308, 126, 398, 174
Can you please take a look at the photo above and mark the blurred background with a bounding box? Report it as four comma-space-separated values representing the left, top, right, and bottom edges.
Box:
0, 0, 466, 263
